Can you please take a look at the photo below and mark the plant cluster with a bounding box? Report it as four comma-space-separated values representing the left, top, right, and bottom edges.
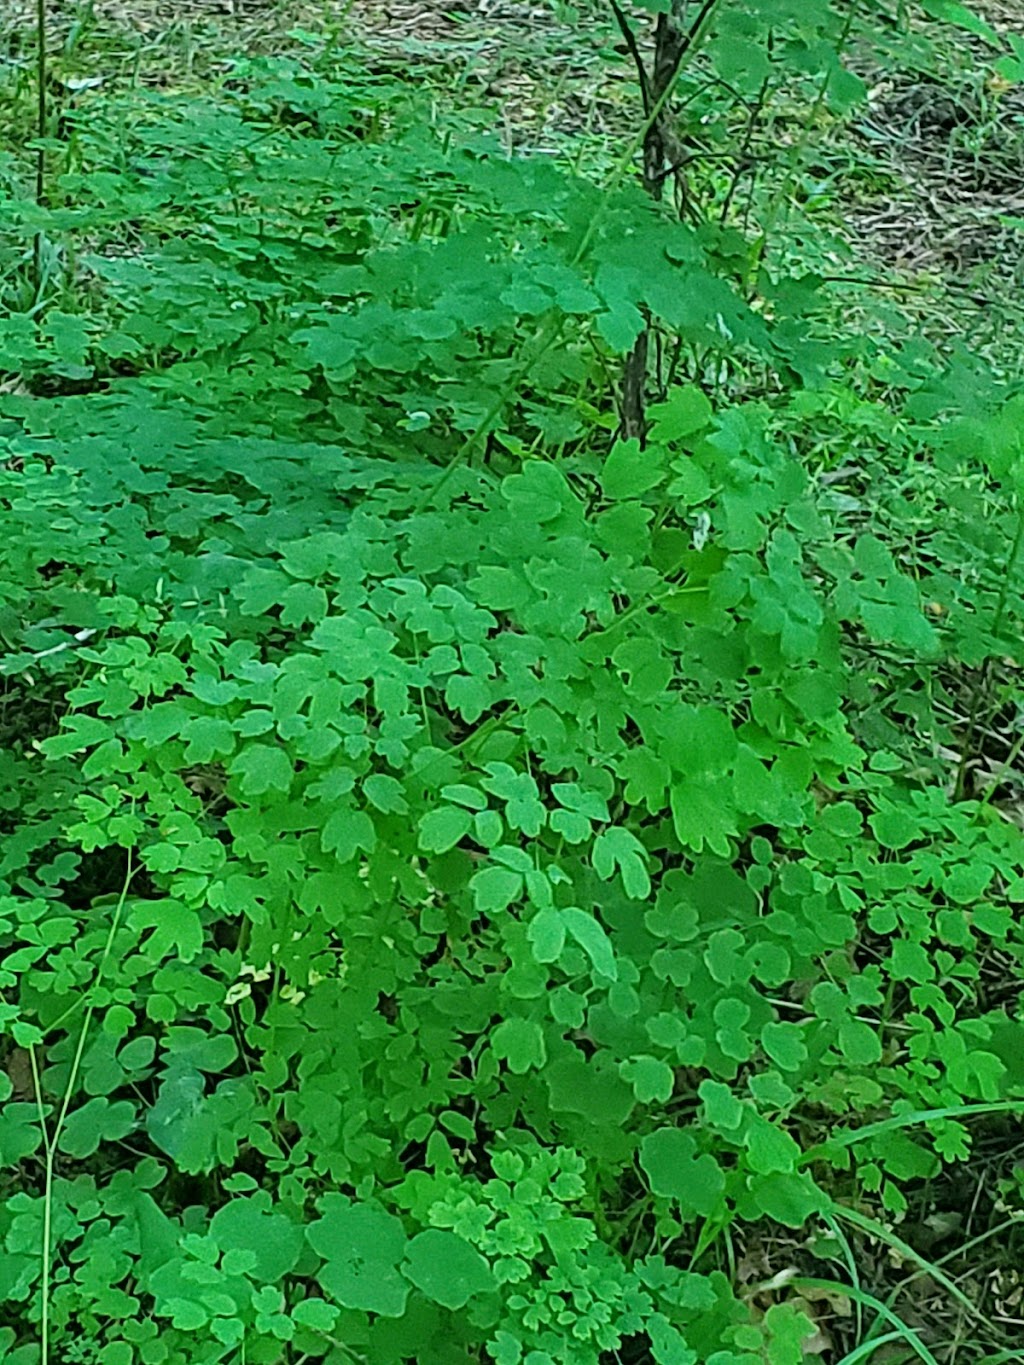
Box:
0, 3, 1023, 1363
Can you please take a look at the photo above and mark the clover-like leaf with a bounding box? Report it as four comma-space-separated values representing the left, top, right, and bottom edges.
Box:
60, 1097, 135, 1159
418, 805, 473, 854
491, 1018, 547, 1074
562, 908, 618, 981
639, 1129, 725, 1219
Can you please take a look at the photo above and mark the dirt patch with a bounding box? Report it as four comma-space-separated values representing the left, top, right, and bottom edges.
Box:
837, 0, 1024, 285
1, 0, 633, 151
0, 0, 350, 75
847, 71, 1024, 274
352, 0, 632, 152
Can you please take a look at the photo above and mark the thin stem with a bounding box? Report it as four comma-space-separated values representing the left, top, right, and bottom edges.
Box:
972, 721, 1024, 814
719, 75, 771, 225
608, 0, 651, 115
795, 1279, 939, 1365
33, 0, 48, 290
831, 1206, 985, 1326
799, 1101, 1024, 1166
881, 1216, 1023, 1317
34, 850, 135, 1365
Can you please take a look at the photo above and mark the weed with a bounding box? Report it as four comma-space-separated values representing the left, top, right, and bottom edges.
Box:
0, 3, 1023, 1364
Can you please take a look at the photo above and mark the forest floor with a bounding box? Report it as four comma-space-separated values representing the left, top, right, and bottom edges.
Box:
2, 3, 1024, 1363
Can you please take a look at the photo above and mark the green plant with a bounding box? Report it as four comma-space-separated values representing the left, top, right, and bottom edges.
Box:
0, 4, 1023, 1364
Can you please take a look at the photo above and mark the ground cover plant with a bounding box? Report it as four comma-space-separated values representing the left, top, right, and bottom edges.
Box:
1, 1, 1024, 1362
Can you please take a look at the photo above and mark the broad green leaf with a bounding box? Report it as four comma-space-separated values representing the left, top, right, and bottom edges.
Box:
491, 1017, 547, 1073
480, 763, 545, 837
743, 1114, 800, 1175
404, 1230, 494, 1308
639, 1129, 725, 1218
128, 900, 203, 965
592, 827, 651, 900
699, 1080, 745, 1132
322, 806, 377, 860
363, 773, 409, 814
145, 1070, 211, 1169
0, 1104, 44, 1167
761, 1022, 808, 1072
471, 866, 523, 913
744, 1171, 827, 1228
869, 802, 918, 850
649, 385, 712, 441
671, 779, 738, 857
621, 1056, 674, 1103
601, 438, 666, 500
210, 1196, 303, 1283
294, 320, 359, 373
527, 906, 565, 962
307, 1199, 409, 1317
231, 744, 293, 796
182, 715, 236, 763
545, 1054, 635, 1124
418, 805, 473, 854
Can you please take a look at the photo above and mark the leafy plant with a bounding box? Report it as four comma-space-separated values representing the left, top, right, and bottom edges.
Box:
0, 2, 1023, 1364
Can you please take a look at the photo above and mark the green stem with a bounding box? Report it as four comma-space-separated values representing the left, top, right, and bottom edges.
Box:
830, 1205, 984, 1325
799, 1100, 1024, 1165
837, 1331, 922, 1365
33, 0, 48, 291
34, 850, 135, 1365
972, 723, 1024, 815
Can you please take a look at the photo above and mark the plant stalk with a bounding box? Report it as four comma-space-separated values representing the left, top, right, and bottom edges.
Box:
34, 852, 135, 1365
33, 0, 48, 291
